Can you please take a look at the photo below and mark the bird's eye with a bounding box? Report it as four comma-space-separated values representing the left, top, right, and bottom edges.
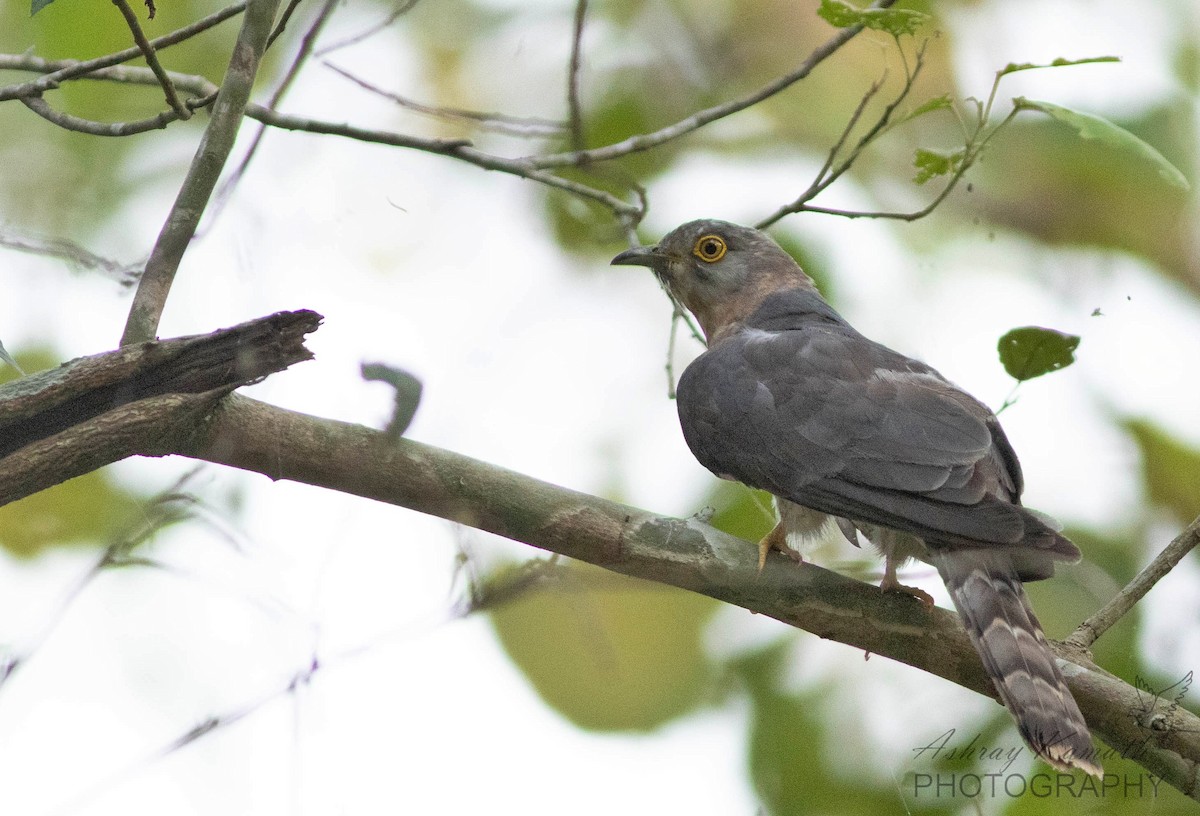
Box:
692, 234, 727, 262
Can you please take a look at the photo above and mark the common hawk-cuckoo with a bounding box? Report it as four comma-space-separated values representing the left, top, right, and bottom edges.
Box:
612, 218, 1100, 776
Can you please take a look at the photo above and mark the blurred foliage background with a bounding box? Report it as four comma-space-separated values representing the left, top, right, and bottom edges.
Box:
1, 0, 1198, 813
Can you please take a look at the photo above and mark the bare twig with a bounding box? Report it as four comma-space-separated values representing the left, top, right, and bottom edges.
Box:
566, 0, 588, 151
0, 228, 144, 281
1066, 515, 1200, 650
760, 87, 1020, 227
757, 41, 929, 229
0, 1, 245, 102
664, 305, 684, 399
0, 0, 897, 237
0, 57, 220, 100
244, 106, 641, 217
121, 0, 284, 347
811, 75, 888, 194
0, 53, 638, 220
324, 62, 566, 137
52, 653, 321, 815
525, 0, 899, 170
0, 56, 220, 97
206, 0, 341, 229
265, 0, 306, 51
21, 95, 184, 136
313, 0, 421, 57
0, 477, 202, 693
111, 0, 190, 119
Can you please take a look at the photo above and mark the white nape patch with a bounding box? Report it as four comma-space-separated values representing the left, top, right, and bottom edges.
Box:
740, 327, 780, 343
872, 367, 943, 386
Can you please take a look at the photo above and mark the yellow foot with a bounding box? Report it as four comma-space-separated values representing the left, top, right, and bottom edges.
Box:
879, 573, 935, 607
756, 522, 804, 573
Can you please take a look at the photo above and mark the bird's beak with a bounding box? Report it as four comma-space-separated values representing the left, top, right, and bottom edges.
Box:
610, 245, 658, 268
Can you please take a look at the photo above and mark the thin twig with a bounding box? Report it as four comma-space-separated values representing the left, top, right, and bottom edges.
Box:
664, 305, 685, 399
0, 228, 144, 281
757, 41, 929, 229
313, 0, 421, 57
760, 82, 1019, 227
206, 0, 341, 230
1066, 515, 1200, 650
0, 53, 639, 220
110, 0, 190, 118
324, 62, 566, 137
0, 477, 203, 694
245, 106, 641, 217
0, 2, 245, 102
121, 0, 284, 346
265, 0, 306, 51
565, 0, 588, 151
21, 95, 183, 135
809, 75, 887, 193
525, 0, 899, 170
0, 57, 219, 96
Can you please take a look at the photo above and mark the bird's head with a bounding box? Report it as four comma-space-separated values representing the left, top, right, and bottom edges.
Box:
611, 219, 814, 341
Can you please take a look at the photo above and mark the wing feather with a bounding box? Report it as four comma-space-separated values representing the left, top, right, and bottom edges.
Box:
675, 289, 1061, 553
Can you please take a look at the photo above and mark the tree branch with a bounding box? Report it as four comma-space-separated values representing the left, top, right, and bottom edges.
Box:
757, 41, 929, 229
0, 1, 246, 102
20, 95, 183, 136
0, 56, 640, 222
204, 0, 342, 230
1066, 515, 1200, 650
0, 315, 1195, 794
110, 0, 190, 119
313, 0, 422, 57
171, 395, 1195, 797
322, 62, 566, 137
0, 227, 143, 281
120, 0, 283, 347
0, 311, 319, 501
525, 0, 899, 170
565, 0, 588, 151
1, 0, 898, 241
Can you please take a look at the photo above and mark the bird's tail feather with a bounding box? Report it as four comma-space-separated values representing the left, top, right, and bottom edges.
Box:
934, 550, 1102, 777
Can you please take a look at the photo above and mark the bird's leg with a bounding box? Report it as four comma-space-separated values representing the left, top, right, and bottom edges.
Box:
880, 553, 935, 607
756, 521, 803, 572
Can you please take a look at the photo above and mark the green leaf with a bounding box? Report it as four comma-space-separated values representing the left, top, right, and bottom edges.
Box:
897, 94, 953, 127
0, 471, 141, 558
489, 561, 717, 731
1122, 419, 1200, 526
998, 56, 1121, 78
736, 643, 904, 814
31, 0, 55, 14
704, 482, 776, 543
997, 326, 1080, 382
912, 147, 964, 185
817, 0, 929, 37
1014, 98, 1190, 191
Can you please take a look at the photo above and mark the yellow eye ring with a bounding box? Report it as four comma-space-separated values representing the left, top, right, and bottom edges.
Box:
692, 234, 727, 263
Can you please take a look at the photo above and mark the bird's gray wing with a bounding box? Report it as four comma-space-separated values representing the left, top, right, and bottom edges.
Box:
677, 322, 1073, 558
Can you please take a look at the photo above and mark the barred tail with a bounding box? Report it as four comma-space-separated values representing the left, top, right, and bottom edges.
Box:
934, 550, 1102, 777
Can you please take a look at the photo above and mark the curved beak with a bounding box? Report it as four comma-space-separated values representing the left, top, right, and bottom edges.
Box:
610, 245, 658, 268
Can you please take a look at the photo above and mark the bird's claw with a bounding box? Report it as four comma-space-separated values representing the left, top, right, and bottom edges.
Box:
880, 574, 935, 607
756, 522, 804, 573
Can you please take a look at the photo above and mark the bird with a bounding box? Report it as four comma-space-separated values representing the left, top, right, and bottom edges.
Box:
612, 218, 1101, 776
